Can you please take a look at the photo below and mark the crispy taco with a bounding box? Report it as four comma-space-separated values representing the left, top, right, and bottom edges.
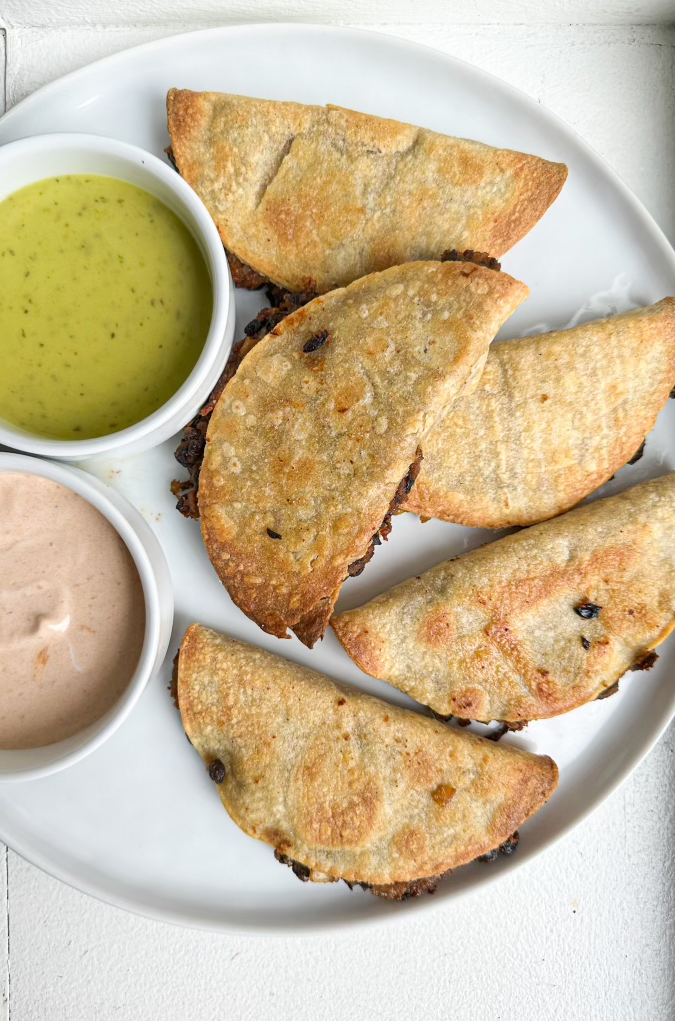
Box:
176, 624, 558, 899
167, 89, 567, 293
332, 472, 675, 722
198, 260, 528, 646
404, 300, 675, 528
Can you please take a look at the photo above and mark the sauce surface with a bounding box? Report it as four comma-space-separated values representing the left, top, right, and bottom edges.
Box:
0, 175, 212, 439
0, 473, 146, 748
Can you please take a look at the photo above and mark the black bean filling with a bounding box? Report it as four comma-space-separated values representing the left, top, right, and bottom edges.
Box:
274, 829, 520, 900
208, 759, 226, 783
171, 287, 318, 518
632, 650, 659, 671
440, 248, 501, 272
575, 602, 602, 619
627, 439, 646, 465
302, 330, 329, 353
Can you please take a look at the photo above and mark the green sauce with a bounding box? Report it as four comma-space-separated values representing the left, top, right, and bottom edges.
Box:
0, 175, 212, 439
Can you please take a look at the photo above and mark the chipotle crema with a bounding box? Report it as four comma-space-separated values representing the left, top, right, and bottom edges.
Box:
0, 473, 145, 748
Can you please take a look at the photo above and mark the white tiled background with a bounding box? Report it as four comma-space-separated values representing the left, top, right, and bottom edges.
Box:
1, 3, 675, 1018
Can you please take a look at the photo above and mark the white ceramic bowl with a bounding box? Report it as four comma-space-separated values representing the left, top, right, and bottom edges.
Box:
0, 453, 174, 780
0, 132, 234, 460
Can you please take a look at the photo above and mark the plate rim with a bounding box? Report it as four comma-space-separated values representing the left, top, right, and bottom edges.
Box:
1, 20, 675, 935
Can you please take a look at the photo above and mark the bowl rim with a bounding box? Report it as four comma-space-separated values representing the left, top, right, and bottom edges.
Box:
0, 131, 231, 458
0, 452, 173, 779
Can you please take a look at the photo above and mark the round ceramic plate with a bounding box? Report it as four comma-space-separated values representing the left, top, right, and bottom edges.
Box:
1, 24, 674, 934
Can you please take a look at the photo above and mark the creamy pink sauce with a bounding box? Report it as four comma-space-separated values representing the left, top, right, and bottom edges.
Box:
0, 473, 146, 748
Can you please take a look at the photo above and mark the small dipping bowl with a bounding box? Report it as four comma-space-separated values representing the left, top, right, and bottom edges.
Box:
0, 453, 173, 780
0, 133, 234, 459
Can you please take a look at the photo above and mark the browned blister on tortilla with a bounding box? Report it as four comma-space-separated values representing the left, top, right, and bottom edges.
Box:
198, 261, 528, 646
177, 625, 558, 888
333, 473, 675, 722
404, 300, 675, 528
167, 89, 567, 293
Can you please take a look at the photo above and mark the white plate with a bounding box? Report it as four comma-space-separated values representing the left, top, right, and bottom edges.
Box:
1, 24, 674, 934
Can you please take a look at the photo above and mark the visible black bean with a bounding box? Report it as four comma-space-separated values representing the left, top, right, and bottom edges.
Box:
440, 248, 501, 271
303, 330, 329, 353
245, 314, 276, 337
477, 848, 499, 863
291, 861, 310, 882
632, 650, 659, 671
477, 831, 519, 863
499, 832, 520, 856
485, 722, 509, 742
575, 602, 602, 619
267, 528, 282, 539
208, 759, 226, 783
274, 850, 310, 882
628, 439, 646, 465
174, 425, 206, 468
429, 708, 454, 723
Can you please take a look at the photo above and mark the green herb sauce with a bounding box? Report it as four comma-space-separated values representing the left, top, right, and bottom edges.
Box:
0, 175, 212, 439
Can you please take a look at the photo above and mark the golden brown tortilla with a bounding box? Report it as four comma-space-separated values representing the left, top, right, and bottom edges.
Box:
177, 624, 558, 889
199, 261, 528, 647
167, 89, 567, 293
332, 472, 675, 722
404, 300, 675, 528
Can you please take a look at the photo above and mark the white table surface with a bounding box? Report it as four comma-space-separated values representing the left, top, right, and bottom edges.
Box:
1, 6, 675, 1020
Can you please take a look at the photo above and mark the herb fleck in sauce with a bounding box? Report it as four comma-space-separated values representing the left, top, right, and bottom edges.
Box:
0, 175, 212, 439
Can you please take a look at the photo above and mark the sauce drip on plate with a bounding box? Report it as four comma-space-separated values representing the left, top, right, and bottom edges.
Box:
0, 473, 146, 748
0, 175, 212, 439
